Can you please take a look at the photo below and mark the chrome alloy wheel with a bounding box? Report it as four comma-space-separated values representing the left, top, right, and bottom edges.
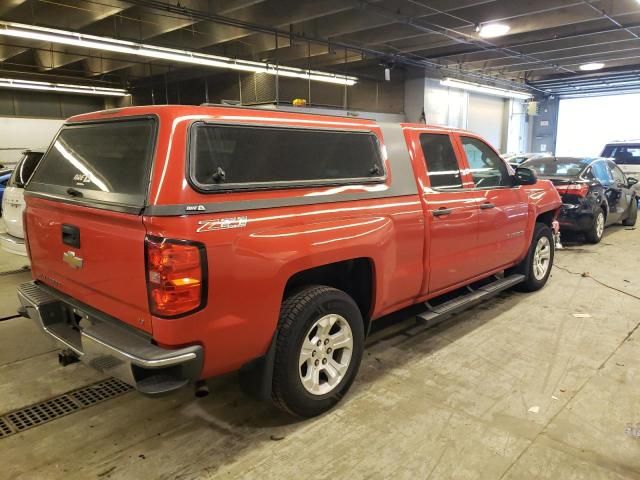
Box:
298, 314, 353, 396
596, 212, 605, 239
533, 236, 552, 281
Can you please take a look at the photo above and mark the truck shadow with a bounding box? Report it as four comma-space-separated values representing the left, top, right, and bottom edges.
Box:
189, 289, 524, 431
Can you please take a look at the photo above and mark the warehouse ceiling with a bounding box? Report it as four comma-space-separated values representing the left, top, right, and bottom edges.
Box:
1, 0, 640, 95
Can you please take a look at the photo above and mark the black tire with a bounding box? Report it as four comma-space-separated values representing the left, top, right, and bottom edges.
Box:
512, 222, 555, 292
623, 197, 637, 226
585, 209, 606, 243
272, 285, 364, 417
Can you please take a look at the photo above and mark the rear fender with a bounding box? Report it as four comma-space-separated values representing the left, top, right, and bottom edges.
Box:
238, 215, 392, 305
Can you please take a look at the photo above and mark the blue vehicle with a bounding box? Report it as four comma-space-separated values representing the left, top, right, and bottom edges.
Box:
0, 168, 13, 214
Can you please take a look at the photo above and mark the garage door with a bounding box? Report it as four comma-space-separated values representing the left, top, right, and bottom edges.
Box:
467, 93, 506, 151
556, 93, 640, 157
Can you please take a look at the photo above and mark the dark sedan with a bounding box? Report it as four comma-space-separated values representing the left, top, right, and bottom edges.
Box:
522, 157, 638, 243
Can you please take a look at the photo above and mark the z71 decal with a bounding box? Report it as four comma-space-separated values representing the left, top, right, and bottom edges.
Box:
197, 216, 248, 232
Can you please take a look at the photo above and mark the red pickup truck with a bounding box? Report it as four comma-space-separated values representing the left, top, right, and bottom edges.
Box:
17, 105, 561, 417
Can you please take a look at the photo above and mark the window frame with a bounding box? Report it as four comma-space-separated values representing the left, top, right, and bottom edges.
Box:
459, 135, 514, 190
418, 132, 464, 191
187, 121, 387, 194
26, 115, 158, 214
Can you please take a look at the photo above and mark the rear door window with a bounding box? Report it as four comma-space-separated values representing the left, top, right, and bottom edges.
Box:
28, 118, 156, 210
190, 124, 385, 191
419, 133, 462, 190
607, 161, 626, 185
461, 137, 510, 188
592, 161, 612, 184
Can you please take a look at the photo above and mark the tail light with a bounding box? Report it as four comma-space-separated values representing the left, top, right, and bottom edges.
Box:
557, 183, 590, 197
145, 236, 208, 318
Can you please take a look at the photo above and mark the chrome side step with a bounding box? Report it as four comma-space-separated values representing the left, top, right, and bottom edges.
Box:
416, 274, 525, 327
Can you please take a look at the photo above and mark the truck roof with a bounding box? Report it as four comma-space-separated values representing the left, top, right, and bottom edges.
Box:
65, 104, 474, 136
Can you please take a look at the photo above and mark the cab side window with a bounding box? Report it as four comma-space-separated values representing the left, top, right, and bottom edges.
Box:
607, 161, 626, 185
461, 136, 510, 188
419, 133, 462, 190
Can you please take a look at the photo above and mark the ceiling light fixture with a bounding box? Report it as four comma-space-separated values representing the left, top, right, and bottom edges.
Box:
478, 23, 511, 38
0, 77, 129, 96
441, 78, 532, 100
0, 21, 358, 86
579, 62, 605, 71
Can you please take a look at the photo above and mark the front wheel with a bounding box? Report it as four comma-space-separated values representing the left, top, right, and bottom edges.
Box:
623, 198, 637, 226
272, 286, 364, 417
513, 222, 555, 292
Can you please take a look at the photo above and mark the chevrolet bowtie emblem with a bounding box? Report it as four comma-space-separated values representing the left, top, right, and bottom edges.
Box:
63, 251, 83, 269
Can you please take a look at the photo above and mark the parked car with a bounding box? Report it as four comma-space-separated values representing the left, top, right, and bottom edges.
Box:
522, 156, 637, 243
17, 106, 561, 417
601, 141, 640, 197
502, 152, 546, 168
0, 149, 45, 255
0, 168, 13, 214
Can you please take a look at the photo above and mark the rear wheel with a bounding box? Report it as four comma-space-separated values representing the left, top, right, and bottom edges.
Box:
585, 209, 605, 243
513, 222, 554, 292
623, 198, 637, 226
272, 286, 364, 417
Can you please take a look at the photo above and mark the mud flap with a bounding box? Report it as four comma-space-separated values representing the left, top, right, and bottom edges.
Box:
238, 333, 277, 401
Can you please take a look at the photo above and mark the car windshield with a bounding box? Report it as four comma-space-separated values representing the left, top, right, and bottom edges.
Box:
602, 144, 640, 165
523, 157, 590, 177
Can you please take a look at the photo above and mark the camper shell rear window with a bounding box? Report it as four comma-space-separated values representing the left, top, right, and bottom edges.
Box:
189, 123, 386, 192
27, 117, 156, 212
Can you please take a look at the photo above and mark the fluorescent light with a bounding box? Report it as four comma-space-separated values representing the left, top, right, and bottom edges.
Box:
0, 21, 358, 86
0, 77, 129, 96
478, 23, 510, 38
441, 78, 532, 100
579, 62, 605, 71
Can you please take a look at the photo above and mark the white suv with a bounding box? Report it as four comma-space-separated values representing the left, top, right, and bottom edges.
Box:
1, 149, 44, 255
601, 141, 640, 196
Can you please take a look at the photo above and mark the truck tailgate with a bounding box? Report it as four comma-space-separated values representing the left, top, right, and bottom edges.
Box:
26, 196, 152, 333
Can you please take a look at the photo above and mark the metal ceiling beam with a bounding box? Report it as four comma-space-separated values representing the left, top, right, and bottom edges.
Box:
118, 0, 539, 91
0, 0, 130, 63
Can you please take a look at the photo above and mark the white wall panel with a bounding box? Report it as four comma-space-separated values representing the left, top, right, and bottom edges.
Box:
467, 93, 506, 151
424, 78, 467, 129
0, 116, 62, 166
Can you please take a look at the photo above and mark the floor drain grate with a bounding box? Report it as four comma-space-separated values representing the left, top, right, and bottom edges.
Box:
0, 419, 13, 438
0, 378, 133, 439
7, 395, 79, 431
71, 378, 133, 407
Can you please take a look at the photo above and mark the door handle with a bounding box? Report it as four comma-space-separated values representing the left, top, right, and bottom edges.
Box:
432, 208, 453, 217
480, 202, 496, 210
61, 224, 80, 248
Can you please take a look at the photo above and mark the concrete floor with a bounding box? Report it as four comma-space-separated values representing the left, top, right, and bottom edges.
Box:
0, 226, 639, 479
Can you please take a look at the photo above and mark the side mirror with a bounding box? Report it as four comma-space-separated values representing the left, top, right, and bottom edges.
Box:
628, 177, 638, 187
515, 167, 537, 186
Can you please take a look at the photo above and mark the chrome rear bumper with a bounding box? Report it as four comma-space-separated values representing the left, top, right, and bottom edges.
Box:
17, 281, 203, 395
0, 232, 27, 256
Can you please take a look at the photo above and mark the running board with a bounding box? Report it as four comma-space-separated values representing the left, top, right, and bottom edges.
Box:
416, 274, 525, 327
